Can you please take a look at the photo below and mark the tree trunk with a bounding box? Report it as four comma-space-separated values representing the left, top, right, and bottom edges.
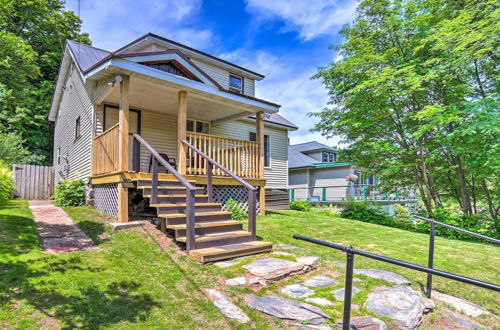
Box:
454, 156, 473, 216
414, 166, 432, 213
481, 179, 498, 220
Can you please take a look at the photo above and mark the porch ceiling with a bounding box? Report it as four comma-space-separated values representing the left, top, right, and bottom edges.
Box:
102, 74, 256, 123
92, 63, 275, 123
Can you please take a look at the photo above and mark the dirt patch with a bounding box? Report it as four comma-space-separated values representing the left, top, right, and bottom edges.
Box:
421, 311, 467, 329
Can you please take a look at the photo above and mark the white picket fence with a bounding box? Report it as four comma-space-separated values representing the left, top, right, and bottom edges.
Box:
12, 164, 54, 200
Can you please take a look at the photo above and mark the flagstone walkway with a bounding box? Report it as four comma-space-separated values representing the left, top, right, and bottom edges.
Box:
28, 200, 94, 253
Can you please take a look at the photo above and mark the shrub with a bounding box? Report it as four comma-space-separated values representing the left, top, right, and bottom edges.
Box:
312, 204, 341, 217
415, 208, 499, 240
223, 198, 248, 220
392, 204, 410, 223
51, 179, 86, 206
0, 161, 14, 203
289, 200, 312, 212
341, 198, 391, 223
0, 132, 45, 166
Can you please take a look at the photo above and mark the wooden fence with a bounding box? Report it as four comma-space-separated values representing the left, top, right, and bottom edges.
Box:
12, 164, 54, 200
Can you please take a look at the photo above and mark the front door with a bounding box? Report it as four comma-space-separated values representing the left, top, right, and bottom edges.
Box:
103, 104, 141, 170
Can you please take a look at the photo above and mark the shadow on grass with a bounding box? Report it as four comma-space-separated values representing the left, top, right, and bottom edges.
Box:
76, 220, 109, 245
1, 204, 157, 329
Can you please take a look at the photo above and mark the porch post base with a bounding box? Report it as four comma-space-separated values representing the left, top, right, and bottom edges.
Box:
117, 182, 129, 223
259, 186, 266, 216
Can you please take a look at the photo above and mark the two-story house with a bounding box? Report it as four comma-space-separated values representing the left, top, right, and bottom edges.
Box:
49, 33, 297, 262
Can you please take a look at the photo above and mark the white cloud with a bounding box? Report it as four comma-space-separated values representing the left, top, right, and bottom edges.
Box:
245, 0, 356, 40
220, 50, 341, 147
65, 0, 211, 50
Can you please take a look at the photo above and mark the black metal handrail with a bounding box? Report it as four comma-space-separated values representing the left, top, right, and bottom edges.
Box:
131, 133, 197, 251
182, 139, 258, 238
293, 234, 500, 330
412, 214, 499, 298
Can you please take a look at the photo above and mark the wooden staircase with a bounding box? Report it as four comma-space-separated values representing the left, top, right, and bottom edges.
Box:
136, 178, 272, 262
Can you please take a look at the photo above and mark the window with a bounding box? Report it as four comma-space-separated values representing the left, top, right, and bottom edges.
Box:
322, 152, 336, 162
187, 119, 210, 134
75, 116, 81, 140
229, 74, 243, 94
249, 132, 270, 167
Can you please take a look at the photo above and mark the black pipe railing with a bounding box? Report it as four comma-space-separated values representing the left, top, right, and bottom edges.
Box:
293, 234, 500, 330
412, 214, 500, 298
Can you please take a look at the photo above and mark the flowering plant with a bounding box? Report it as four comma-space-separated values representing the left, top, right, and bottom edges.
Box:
345, 174, 359, 182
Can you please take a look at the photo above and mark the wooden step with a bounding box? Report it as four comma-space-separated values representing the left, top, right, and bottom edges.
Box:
167, 220, 243, 230
160, 211, 233, 225
189, 241, 273, 263
176, 230, 250, 243
150, 203, 221, 208
153, 203, 223, 215
144, 194, 208, 198
169, 220, 244, 237
144, 194, 209, 203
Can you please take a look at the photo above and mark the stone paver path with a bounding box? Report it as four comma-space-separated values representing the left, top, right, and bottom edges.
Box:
29, 200, 93, 253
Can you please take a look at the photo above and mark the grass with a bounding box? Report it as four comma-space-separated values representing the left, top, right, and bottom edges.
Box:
0, 200, 498, 329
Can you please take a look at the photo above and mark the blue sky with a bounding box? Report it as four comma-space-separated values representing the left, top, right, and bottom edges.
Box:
65, 0, 356, 146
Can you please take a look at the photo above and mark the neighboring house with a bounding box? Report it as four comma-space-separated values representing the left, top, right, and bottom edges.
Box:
288, 141, 376, 201
49, 33, 297, 261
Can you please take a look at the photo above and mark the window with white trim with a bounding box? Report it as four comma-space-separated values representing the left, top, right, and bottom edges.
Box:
229, 74, 243, 94
322, 151, 336, 162
187, 119, 210, 134
249, 132, 270, 167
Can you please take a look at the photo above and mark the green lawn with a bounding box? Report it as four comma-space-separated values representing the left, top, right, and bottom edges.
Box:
0, 200, 498, 329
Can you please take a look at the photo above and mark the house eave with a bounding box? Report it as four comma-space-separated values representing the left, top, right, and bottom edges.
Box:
84, 58, 280, 113
115, 33, 265, 80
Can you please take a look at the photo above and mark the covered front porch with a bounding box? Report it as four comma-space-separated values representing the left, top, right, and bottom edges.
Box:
89, 70, 273, 222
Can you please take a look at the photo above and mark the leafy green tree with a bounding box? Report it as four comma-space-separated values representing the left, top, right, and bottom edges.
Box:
0, 0, 90, 164
313, 0, 499, 219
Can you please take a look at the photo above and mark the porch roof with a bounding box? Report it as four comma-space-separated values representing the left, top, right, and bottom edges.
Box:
49, 40, 282, 122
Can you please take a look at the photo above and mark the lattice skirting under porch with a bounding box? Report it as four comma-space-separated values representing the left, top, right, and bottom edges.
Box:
93, 183, 118, 218
201, 185, 260, 213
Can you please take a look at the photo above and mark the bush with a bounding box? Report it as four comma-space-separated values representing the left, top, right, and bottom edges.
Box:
223, 198, 248, 220
341, 198, 391, 223
0, 132, 45, 166
415, 208, 499, 240
312, 204, 341, 217
51, 179, 86, 206
289, 200, 312, 212
392, 204, 410, 223
0, 161, 14, 203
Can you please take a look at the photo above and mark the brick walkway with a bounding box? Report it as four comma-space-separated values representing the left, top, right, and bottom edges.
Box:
29, 200, 94, 253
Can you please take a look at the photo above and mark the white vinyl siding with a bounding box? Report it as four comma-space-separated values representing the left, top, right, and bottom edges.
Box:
95, 107, 178, 172
189, 59, 255, 97
52, 65, 94, 184
211, 119, 288, 188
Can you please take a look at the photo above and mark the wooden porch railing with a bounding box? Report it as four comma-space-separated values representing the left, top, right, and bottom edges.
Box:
182, 138, 257, 238
186, 132, 261, 179
92, 124, 119, 176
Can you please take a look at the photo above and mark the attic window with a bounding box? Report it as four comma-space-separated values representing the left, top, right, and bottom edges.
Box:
229, 74, 243, 93
143, 61, 189, 78
322, 152, 335, 162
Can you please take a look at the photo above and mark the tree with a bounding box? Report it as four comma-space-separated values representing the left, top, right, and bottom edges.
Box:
312, 0, 499, 218
0, 0, 90, 164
